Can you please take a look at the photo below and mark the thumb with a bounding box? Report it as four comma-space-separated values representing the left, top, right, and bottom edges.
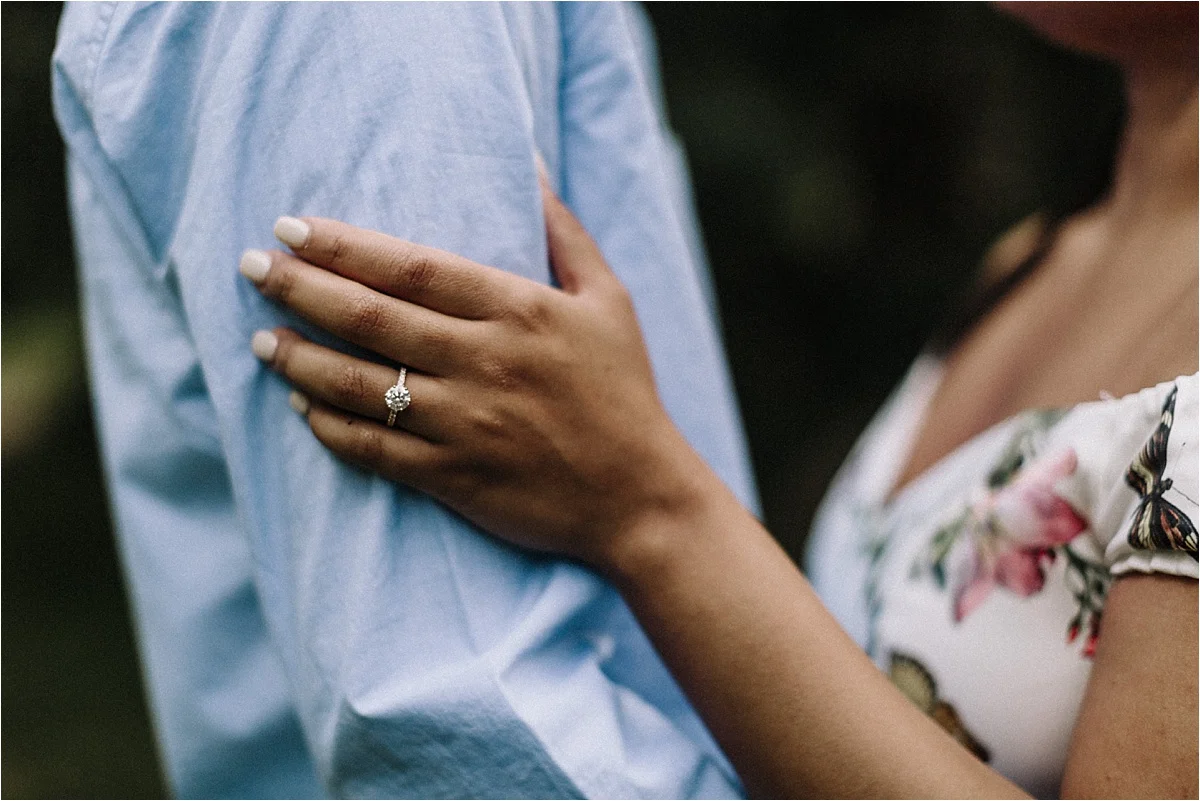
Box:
537, 167, 613, 295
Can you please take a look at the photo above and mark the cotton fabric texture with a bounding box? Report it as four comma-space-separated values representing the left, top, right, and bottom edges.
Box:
53, 3, 757, 798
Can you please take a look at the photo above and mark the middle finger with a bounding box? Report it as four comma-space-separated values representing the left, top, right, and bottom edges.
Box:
242, 248, 469, 375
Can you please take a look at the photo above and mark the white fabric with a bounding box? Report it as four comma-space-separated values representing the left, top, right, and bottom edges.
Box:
807, 359, 1198, 797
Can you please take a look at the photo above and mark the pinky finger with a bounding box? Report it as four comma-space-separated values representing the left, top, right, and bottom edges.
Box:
304, 400, 448, 492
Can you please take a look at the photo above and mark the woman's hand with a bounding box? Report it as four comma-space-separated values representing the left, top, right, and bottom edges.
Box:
241, 182, 718, 571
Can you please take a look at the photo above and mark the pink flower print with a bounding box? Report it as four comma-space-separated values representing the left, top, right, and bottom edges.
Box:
952, 448, 1088, 621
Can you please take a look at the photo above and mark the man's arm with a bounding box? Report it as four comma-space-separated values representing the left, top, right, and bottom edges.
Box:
63, 150, 324, 800
55, 7, 323, 788
55, 3, 755, 797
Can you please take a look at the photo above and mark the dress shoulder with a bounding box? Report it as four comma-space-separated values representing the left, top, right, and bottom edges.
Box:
1058, 374, 1199, 579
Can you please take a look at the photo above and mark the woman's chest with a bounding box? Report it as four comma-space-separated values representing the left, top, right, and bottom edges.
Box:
858, 485, 1106, 797
809, 357, 1198, 795
806, 362, 1144, 796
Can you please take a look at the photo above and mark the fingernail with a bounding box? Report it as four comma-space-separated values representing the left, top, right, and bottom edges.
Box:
274, 216, 310, 249
240, 249, 272, 284
289, 390, 310, 416
251, 330, 278, 362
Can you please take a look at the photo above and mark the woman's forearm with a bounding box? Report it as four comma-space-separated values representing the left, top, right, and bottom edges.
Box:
601, 467, 1026, 799
243, 177, 1196, 798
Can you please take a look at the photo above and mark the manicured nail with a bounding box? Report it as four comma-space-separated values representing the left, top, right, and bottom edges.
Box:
251, 330, 278, 362
274, 216, 310, 249
240, 249, 272, 284
289, 390, 310, 416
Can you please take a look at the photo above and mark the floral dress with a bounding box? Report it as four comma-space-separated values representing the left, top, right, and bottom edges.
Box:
806, 356, 1198, 797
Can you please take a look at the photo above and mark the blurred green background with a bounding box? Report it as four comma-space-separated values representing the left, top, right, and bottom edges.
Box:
2, 3, 1120, 797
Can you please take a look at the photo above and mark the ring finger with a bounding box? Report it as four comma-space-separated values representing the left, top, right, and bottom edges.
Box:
254, 327, 448, 441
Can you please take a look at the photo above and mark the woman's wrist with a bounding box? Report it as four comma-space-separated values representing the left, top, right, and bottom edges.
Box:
596, 435, 744, 591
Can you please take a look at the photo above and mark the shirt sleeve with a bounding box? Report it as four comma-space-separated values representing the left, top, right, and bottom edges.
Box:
54, 8, 324, 797
54, 3, 752, 798
1100, 376, 1199, 579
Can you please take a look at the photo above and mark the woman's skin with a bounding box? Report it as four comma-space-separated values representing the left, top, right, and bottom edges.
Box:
240, 7, 1198, 797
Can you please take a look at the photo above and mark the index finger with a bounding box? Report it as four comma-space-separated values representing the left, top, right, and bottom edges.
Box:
273, 215, 520, 320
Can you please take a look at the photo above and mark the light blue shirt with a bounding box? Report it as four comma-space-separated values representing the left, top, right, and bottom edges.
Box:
54, 3, 757, 798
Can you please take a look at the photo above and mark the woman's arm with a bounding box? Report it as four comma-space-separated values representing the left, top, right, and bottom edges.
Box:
603, 476, 1024, 799
1062, 573, 1198, 799
241, 186, 1196, 798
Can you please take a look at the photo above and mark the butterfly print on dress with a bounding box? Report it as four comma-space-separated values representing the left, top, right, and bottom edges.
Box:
1125, 386, 1198, 561
888, 652, 990, 763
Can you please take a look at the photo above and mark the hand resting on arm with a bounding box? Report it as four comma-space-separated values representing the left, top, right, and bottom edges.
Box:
239, 182, 1198, 799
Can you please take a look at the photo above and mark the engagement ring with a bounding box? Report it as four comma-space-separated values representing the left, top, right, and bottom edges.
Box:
385, 367, 411, 426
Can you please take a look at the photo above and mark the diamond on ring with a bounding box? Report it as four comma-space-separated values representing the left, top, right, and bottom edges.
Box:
385, 367, 411, 427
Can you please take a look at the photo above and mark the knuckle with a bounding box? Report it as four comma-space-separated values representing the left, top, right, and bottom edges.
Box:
333, 363, 372, 407
346, 294, 390, 338
467, 407, 506, 439
390, 249, 437, 297
324, 231, 351, 270
477, 353, 519, 392
512, 289, 554, 333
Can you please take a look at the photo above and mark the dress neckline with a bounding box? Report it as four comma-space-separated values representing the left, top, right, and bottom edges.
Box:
872, 355, 1198, 512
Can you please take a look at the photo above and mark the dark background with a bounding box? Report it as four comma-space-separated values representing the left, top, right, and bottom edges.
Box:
2, 3, 1121, 797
